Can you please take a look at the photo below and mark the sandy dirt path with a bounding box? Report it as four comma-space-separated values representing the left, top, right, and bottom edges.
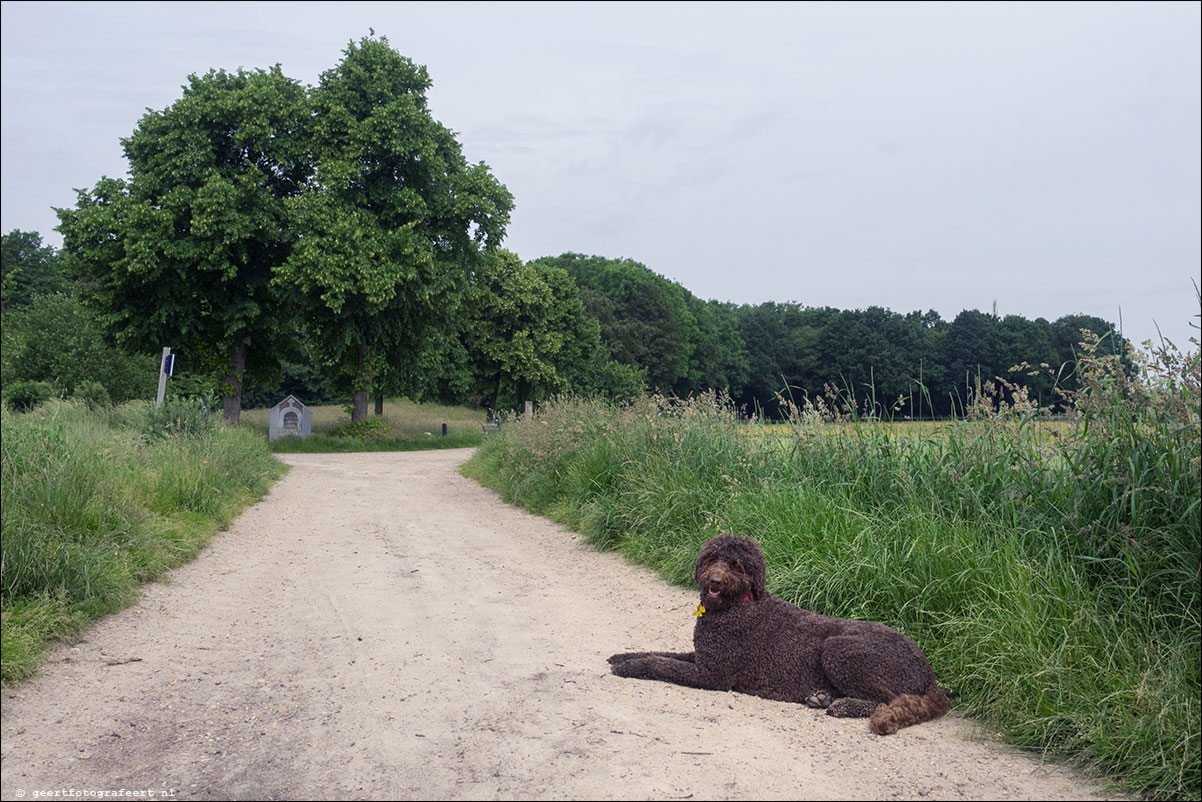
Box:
2, 450, 1121, 801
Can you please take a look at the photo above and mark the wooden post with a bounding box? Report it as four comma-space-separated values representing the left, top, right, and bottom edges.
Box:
155, 347, 171, 409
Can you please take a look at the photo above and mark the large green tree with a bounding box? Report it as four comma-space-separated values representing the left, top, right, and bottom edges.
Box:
734, 302, 796, 417
994, 314, 1060, 406
680, 297, 748, 398
276, 35, 512, 423
458, 250, 641, 412
819, 306, 933, 418
532, 253, 701, 394
939, 309, 1001, 414
55, 66, 310, 423
465, 249, 568, 411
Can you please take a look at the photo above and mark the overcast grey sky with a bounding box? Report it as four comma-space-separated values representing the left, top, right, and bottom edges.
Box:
2, 0, 1199, 353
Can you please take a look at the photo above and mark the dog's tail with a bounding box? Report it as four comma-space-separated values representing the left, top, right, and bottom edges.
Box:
870, 686, 950, 735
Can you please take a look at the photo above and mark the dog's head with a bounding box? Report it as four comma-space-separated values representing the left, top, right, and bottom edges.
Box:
693, 534, 767, 609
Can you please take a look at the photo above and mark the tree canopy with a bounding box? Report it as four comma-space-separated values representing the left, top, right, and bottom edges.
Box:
455, 250, 642, 412
728, 300, 1129, 419
274, 35, 513, 422
531, 253, 702, 394
55, 66, 310, 422
1, 229, 68, 313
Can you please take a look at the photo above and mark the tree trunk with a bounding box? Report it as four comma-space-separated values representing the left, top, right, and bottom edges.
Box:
351, 341, 371, 423
517, 379, 531, 417
352, 388, 369, 423
489, 374, 502, 418
222, 335, 251, 425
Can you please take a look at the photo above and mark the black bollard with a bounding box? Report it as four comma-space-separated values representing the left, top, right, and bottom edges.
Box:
442, 423, 447, 436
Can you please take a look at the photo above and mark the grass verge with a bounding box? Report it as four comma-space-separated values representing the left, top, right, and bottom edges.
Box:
1, 399, 286, 684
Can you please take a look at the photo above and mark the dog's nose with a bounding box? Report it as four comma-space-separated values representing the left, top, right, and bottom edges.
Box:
707, 576, 723, 590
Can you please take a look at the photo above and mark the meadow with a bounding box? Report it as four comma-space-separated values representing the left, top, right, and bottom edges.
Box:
463, 336, 1200, 800
240, 397, 488, 452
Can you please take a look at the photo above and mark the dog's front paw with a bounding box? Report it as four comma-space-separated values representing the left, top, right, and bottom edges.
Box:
608, 652, 643, 666
805, 691, 834, 709
610, 657, 648, 677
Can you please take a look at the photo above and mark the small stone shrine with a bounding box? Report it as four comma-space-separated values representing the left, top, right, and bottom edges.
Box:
269, 395, 312, 441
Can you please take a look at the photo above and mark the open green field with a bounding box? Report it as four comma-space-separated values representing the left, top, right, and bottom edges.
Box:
743, 416, 1076, 441
240, 397, 489, 452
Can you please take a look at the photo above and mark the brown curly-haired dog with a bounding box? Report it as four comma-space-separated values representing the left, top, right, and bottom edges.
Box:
609, 534, 949, 734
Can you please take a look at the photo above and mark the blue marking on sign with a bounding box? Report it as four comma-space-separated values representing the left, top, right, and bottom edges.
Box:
163, 354, 174, 375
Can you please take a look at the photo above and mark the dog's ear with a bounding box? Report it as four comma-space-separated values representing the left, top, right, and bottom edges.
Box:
738, 538, 768, 597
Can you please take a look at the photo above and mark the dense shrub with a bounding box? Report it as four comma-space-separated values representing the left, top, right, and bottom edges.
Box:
143, 396, 217, 440
3, 380, 55, 411
72, 379, 111, 408
1, 291, 157, 404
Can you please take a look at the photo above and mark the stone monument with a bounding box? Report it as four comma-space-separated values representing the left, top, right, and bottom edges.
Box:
269, 395, 312, 441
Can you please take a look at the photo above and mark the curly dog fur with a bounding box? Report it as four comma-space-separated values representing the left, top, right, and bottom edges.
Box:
609, 534, 949, 735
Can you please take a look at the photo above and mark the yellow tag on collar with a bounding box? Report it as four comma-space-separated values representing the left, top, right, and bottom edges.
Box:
693, 603, 706, 617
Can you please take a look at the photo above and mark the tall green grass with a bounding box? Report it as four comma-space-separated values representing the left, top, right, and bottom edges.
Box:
464, 334, 1200, 800
1, 399, 286, 683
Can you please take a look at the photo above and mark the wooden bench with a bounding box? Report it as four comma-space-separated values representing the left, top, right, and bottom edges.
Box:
482, 422, 500, 433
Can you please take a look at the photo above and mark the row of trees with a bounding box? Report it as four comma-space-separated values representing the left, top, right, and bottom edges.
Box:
4, 35, 1131, 421
1, 226, 1129, 421
732, 303, 1126, 418
496, 253, 1128, 419
53, 35, 512, 424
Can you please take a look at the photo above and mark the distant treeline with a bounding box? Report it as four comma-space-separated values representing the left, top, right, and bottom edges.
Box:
2, 233, 1128, 419
506, 253, 1129, 420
